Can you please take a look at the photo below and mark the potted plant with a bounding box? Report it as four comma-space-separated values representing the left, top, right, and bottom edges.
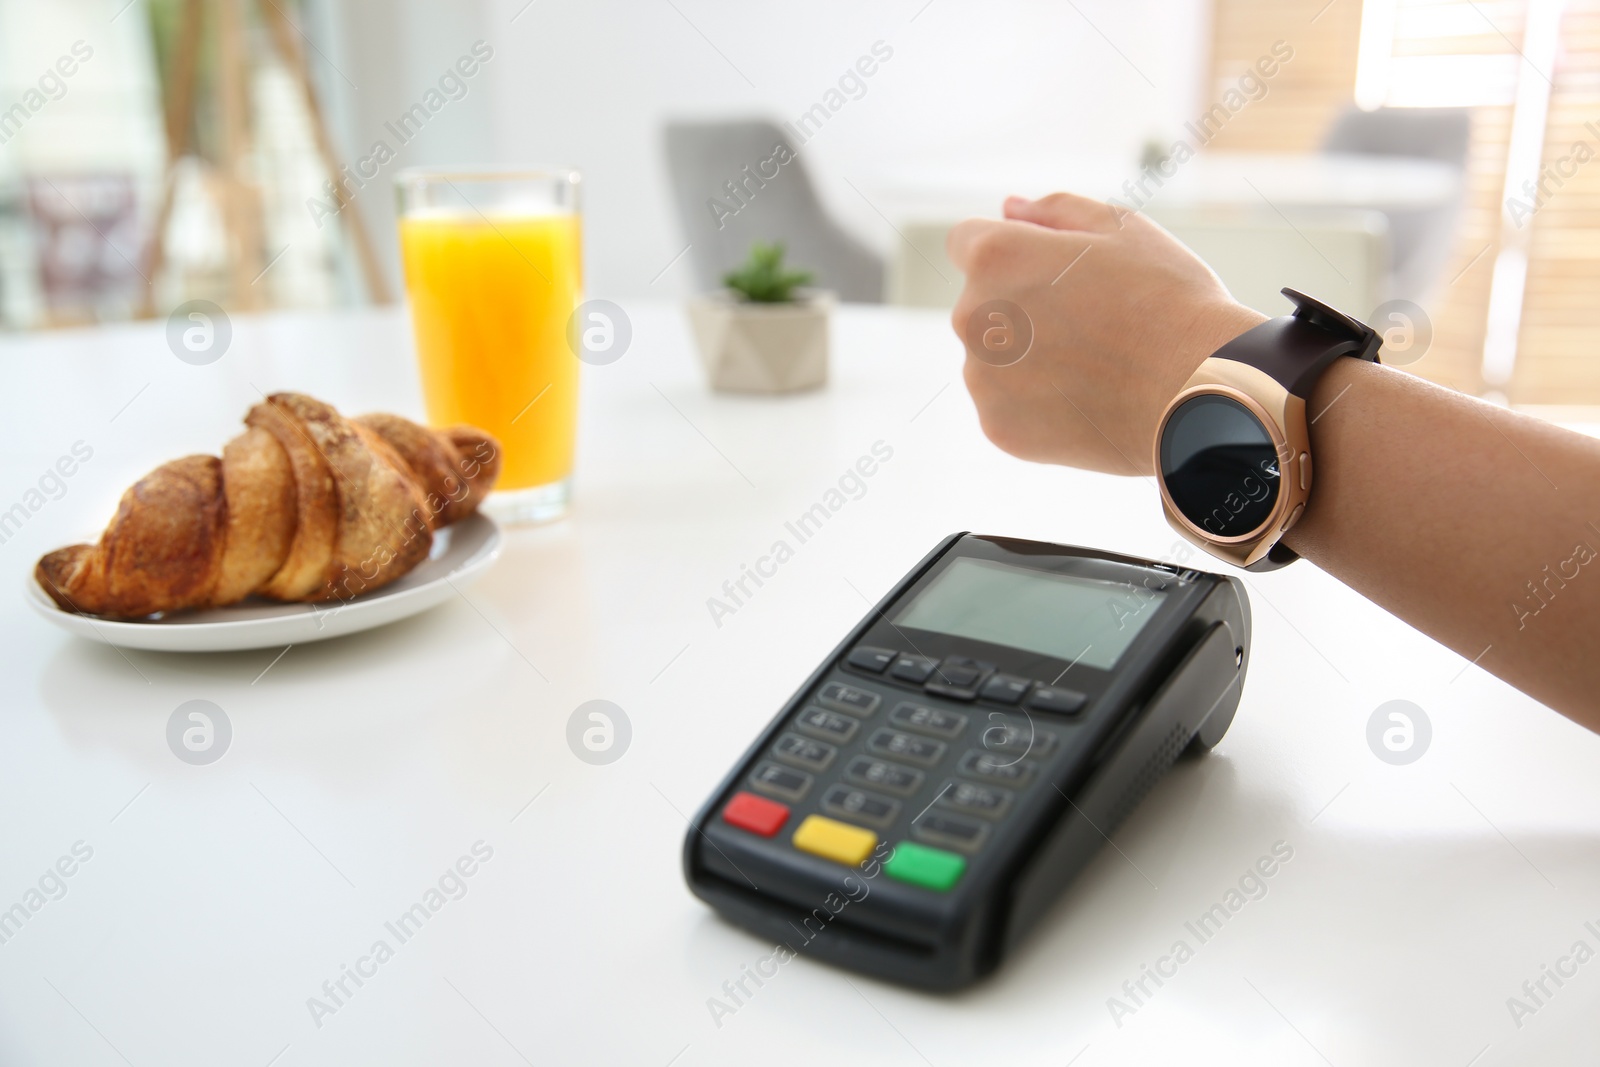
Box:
687, 242, 831, 393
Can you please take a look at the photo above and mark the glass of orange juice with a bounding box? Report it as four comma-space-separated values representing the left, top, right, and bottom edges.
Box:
395, 168, 582, 523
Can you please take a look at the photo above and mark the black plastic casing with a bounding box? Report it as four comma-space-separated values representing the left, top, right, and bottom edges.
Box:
682, 534, 1251, 991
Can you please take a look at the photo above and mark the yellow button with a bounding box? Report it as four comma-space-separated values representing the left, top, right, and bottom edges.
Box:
792, 814, 877, 867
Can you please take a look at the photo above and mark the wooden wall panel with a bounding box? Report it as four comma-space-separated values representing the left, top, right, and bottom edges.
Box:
1511, 1, 1600, 403
1203, 0, 1595, 399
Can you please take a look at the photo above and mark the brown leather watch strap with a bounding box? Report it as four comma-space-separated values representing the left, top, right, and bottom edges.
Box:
1218, 288, 1382, 398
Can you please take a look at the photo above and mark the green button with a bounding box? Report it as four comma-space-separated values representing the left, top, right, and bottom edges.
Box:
884, 841, 966, 891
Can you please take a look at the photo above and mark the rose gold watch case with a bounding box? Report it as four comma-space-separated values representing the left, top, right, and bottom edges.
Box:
1153, 358, 1312, 570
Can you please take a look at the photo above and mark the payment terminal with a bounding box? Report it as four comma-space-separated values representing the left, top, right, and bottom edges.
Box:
683, 533, 1250, 990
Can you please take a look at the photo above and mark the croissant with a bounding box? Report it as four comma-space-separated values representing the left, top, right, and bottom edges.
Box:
35, 392, 501, 620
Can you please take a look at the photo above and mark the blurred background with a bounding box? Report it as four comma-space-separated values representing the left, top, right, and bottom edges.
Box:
0, 0, 1593, 406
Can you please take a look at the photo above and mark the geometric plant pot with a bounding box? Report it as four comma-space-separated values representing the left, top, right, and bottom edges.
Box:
685, 288, 831, 393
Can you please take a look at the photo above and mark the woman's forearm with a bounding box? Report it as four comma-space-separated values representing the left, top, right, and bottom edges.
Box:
1284, 358, 1600, 723
945, 191, 1600, 726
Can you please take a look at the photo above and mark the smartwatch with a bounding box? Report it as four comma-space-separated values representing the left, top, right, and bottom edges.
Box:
1153, 288, 1381, 572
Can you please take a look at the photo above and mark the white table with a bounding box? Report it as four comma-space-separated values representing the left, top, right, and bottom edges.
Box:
1, 303, 1596, 1067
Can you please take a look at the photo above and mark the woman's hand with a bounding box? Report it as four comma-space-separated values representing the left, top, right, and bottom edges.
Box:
946, 192, 1265, 475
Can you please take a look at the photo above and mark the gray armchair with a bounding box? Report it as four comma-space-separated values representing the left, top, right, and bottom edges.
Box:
662, 119, 884, 302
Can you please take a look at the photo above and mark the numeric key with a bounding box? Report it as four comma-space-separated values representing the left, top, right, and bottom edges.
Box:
889, 701, 968, 738
845, 756, 924, 796
980, 720, 1058, 758
749, 762, 812, 802
817, 681, 881, 717
821, 785, 900, 828
957, 749, 1036, 786
936, 779, 1013, 820
795, 707, 860, 743
771, 733, 837, 772
868, 729, 947, 767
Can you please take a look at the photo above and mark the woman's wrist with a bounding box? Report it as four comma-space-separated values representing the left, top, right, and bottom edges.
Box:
1280, 356, 1377, 558
1139, 301, 1268, 473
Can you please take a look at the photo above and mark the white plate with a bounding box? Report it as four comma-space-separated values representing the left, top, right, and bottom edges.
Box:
26, 513, 503, 653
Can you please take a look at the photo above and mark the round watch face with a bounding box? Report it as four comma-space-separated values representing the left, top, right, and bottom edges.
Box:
1159, 394, 1284, 539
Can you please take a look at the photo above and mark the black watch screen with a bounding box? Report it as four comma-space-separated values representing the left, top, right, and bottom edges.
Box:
1158, 394, 1283, 538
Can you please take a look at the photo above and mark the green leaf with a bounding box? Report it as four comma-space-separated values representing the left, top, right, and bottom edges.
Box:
722, 241, 814, 303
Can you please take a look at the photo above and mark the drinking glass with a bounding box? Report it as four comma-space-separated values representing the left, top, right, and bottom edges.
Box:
396, 168, 582, 523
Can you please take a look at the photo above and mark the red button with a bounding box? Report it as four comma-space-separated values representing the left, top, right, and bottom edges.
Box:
722, 791, 789, 837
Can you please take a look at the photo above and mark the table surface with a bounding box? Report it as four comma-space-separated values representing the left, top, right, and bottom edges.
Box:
1, 302, 1596, 1067
868, 151, 1462, 221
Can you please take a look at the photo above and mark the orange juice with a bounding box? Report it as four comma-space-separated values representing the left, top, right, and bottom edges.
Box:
399, 213, 582, 492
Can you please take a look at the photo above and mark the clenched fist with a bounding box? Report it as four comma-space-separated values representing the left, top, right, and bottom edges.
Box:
946, 192, 1265, 476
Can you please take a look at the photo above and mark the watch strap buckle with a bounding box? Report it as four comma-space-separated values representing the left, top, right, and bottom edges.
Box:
1280, 287, 1382, 363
